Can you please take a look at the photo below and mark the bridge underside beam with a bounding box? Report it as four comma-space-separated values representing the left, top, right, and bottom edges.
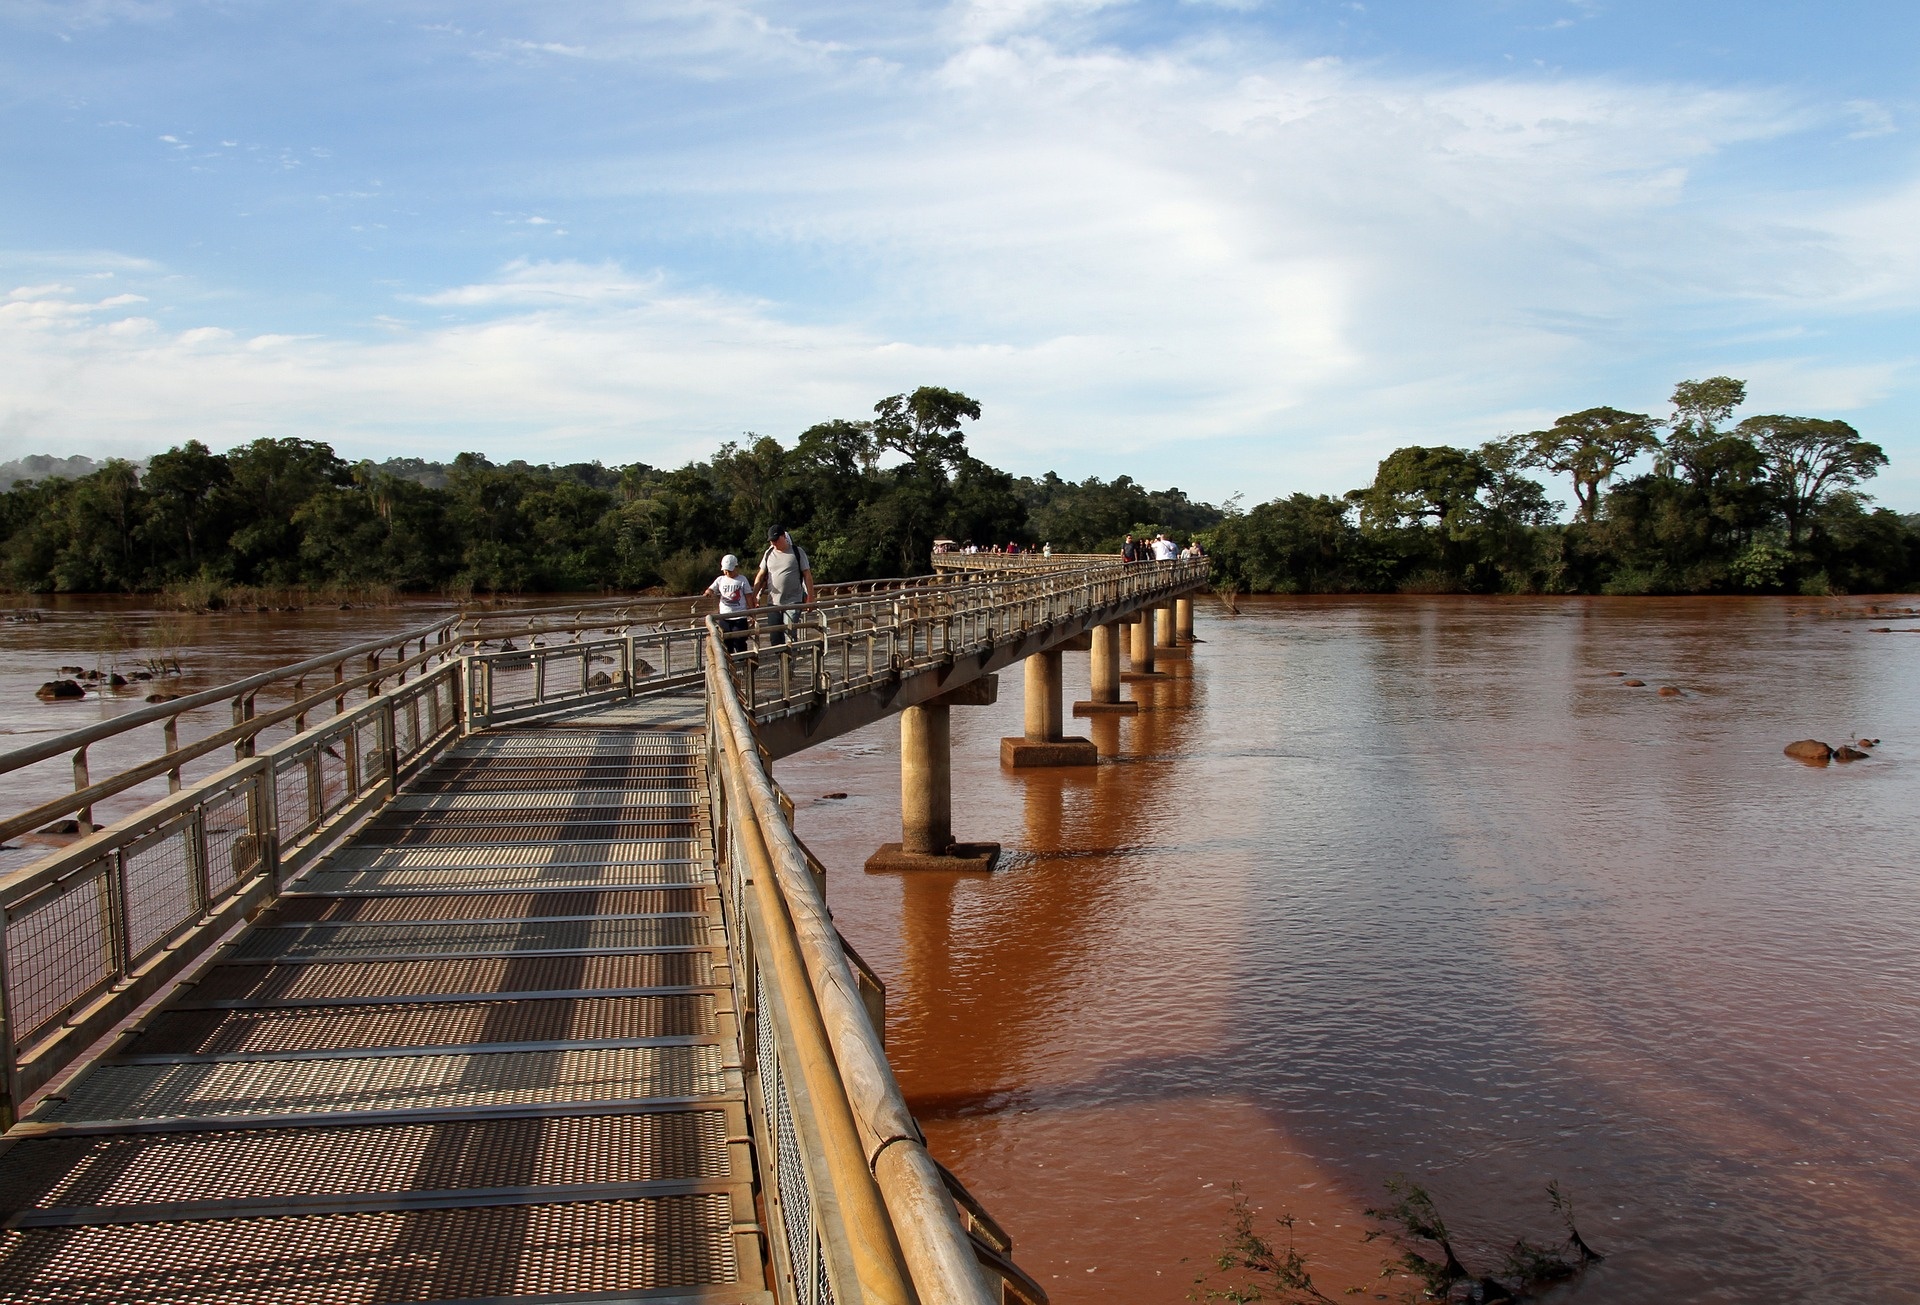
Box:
754, 587, 1201, 761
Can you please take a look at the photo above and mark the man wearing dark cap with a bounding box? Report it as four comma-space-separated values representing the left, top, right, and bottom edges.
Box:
752, 526, 813, 647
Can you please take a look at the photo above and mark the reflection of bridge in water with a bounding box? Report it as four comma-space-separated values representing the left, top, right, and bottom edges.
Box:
0, 555, 1206, 1305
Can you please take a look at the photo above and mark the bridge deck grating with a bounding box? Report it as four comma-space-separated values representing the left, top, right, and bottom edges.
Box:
1, 719, 761, 1305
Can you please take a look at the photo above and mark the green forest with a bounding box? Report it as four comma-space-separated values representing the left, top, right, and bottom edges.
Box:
1, 380, 1914, 598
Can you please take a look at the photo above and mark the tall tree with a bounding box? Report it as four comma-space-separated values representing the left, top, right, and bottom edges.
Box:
1510, 408, 1661, 522
1737, 415, 1888, 549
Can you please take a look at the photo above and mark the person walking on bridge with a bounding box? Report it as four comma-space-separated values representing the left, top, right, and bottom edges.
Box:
1120, 534, 1140, 563
705, 554, 754, 656
1151, 533, 1179, 561
753, 526, 813, 648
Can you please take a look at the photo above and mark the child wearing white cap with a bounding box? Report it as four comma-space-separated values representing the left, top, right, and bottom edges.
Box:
706, 554, 755, 654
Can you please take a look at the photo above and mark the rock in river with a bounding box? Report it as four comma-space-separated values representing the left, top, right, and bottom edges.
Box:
1658, 686, 1682, 696
1621, 678, 1645, 687
36, 679, 85, 700
1834, 745, 1869, 762
1784, 739, 1833, 765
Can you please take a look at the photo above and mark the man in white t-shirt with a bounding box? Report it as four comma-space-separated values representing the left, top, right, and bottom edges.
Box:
752, 526, 813, 648
705, 554, 755, 655
1151, 534, 1179, 561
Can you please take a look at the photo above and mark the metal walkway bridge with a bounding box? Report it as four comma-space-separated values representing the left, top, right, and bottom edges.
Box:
0, 556, 1207, 1305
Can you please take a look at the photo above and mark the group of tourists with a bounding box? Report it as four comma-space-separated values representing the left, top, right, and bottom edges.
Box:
1119, 532, 1204, 563
704, 525, 813, 655
706, 526, 1201, 657
934, 541, 1051, 556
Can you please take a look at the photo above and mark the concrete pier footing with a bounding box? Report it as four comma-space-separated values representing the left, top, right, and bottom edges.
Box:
1074, 620, 1137, 716
866, 677, 1003, 872
1001, 648, 1097, 767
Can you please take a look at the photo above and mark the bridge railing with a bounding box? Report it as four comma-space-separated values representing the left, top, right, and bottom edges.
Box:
0, 575, 1031, 845
705, 622, 1043, 1305
730, 557, 1210, 722
0, 658, 466, 1125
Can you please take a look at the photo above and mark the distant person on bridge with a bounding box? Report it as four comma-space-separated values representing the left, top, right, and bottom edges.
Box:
753, 526, 813, 648
1151, 533, 1179, 561
705, 554, 754, 655
1120, 534, 1140, 563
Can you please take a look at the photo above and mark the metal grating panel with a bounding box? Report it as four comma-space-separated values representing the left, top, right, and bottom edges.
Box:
234, 917, 706, 960
357, 821, 697, 847
43, 1044, 729, 1122
296, 861, 706, 894
0, 1111, 733, 1212
447, 740, 698, 758
132, 994, 715, 1055
273, 889, 704, 923
189, 952, 713, 1003
390, 791, 699, 812
0, 1194, 739, 1304
325, 840, 702, 870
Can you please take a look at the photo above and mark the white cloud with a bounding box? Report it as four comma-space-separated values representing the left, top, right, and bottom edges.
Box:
3, 13, 1917, 505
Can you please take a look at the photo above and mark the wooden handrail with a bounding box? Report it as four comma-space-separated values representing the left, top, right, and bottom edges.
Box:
708, 621, 999, 1305
713, 720, 917, 1305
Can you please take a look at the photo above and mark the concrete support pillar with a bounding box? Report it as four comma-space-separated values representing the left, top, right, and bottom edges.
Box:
1074, 621, 1138, 716
1175, 596, 1195, 644
867, 676, 1002, 872
899, 701, 950, 855
1123, 610, 1163, 682
1003, 647, 1097, 767
1130, 611, 1155, 673
1025, 650, 1063, 739
1152, 601, 1189, 658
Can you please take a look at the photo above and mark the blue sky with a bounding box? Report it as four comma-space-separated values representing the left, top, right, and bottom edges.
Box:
4, 0, 1918, 509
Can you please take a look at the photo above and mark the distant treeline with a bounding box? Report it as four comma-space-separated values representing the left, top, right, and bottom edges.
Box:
1207, 378, 1917, 596
0, 388, 1220, 596
2, 379, 1912, 598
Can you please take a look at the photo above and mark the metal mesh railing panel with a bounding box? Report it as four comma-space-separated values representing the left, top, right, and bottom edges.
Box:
0, 1193, 739, 1304
392, 692, 420, 759
274, 755, 319, 845
120, 819, 199, 963
3, 861, 117, 1047
42, 1044, 729, 1122
353, 716, 386, 796
233, 917, 705, 961
189, 951, 713, 1003
202, 778, 261, 898
133, 993, 715, 1056
0, 1110, 734, 1213
758, 965, 833, 1305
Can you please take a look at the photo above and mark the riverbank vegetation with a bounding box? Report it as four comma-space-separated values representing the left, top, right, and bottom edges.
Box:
1207, 379, 1917, 596
1, 380, 1913, 596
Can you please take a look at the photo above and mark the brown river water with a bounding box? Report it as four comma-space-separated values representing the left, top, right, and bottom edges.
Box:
3, 592, 1917, 1301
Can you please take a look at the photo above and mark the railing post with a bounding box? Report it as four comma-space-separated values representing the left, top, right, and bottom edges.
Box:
72, 745, 91, 830
163, 715, 181, 794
